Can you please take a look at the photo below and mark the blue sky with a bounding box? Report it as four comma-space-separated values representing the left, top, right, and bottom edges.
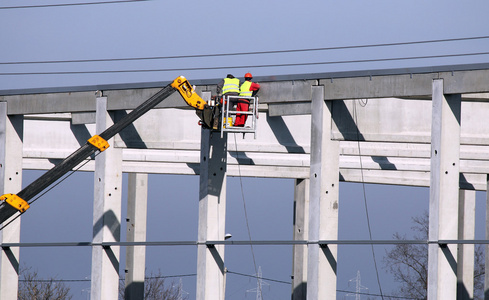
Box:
2, 0, 489, 90
2, 0, 489, 299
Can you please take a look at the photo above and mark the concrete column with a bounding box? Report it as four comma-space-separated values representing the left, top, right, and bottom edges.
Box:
91, 96, 123, 300
427, 79, 461, 300
292, 178, 309, 299
196, 128, 227, 300
457, 189, 475, 300
196, 91, 227, 300
0, 102, 23, 300
307, 86, 340, 299
485, 175, 489, 300
125, 173, 148, 300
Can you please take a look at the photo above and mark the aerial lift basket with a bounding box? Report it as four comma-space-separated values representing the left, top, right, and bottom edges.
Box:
220, 95, 258, 138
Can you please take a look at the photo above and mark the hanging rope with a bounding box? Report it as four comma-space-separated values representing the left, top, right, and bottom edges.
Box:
352, 100, 385, 300
232, 133, 263, 299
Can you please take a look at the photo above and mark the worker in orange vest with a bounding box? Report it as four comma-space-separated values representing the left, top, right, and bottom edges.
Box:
234, 73, 260, 127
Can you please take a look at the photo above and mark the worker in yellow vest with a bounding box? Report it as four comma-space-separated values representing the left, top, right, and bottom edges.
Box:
217, 74, 240, 98
234, 72, 260, 127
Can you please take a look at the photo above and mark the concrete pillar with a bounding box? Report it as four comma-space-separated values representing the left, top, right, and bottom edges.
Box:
485, 175, 489, 300
91, 96, 123, 300
0, 102, 23, 300
292, 178, 309, 299
125, 173, 148, 300
457, 189, 475, 300
307, 86, 340, 299
427, 79, 461, 300
196, 91, 227, 300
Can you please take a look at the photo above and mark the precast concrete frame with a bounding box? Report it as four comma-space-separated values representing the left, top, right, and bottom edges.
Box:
0, 63, 489, 299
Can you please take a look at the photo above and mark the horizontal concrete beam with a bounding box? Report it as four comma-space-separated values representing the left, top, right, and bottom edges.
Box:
257, 80, 315, 103
4, 67, 489, 115
331, 98, 489, 145
321, 73, 436, 99
22, 157, 487, 191
268, 102, 311, 116
3, 92, 95, 115
320, 69, 489, 100
443, 69, 489, 94
339, 170, 485, 190
103, 86, 214, 110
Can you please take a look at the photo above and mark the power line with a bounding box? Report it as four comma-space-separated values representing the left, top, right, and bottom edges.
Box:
22, 272, 426, 300
337, 289, 423, 300
20, 278, 90, 282
1, 51, 489, 76
145, 274, 197, 279
20, 273, 197, 283
0, 0, 152, 10
227, 270, 291, 285
1, 35, 489, 65
3, 239, 488, 248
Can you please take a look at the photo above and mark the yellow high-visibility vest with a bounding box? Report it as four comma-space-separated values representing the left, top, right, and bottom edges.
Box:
239, 81, 253, 97
222, 78, 240, 94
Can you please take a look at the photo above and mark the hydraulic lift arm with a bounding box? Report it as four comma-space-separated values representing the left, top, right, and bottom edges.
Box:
0, 76, 206, 226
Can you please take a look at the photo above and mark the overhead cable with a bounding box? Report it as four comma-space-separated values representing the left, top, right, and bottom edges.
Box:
0, 0, 152, 9
1, 51, 489, 76
23, 272, 422, 299
337, 289, 422, 300
2, 239, 485, 248
20, 273, 197, 283
1, 35, 489, 65
226, 270, 291, 285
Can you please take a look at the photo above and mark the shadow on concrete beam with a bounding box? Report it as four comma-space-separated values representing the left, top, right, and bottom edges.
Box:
266, 115, 305, 154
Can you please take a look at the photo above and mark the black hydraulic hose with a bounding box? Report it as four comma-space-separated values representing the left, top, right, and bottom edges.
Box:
0, 83, 176, 225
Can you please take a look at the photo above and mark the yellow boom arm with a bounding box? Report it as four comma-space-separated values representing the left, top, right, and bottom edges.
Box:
171, 76, 206, 110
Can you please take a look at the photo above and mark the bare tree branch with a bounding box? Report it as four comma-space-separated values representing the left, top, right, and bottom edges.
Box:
383, 211, 485, 300
18, 267, 72, 300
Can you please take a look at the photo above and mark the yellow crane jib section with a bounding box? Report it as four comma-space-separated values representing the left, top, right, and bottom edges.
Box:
1, 193, 30, 213
88, 135, 110, 152
171, 76, 206, 110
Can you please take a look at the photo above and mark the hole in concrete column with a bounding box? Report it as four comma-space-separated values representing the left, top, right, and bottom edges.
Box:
445, 171, 448, 174
109, 193, 112, 196
326, 191, 329, 194
434, 150, 438, 155
213, 173, 217, 176
314, 173, 317, 178
203, 156, 207, 161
